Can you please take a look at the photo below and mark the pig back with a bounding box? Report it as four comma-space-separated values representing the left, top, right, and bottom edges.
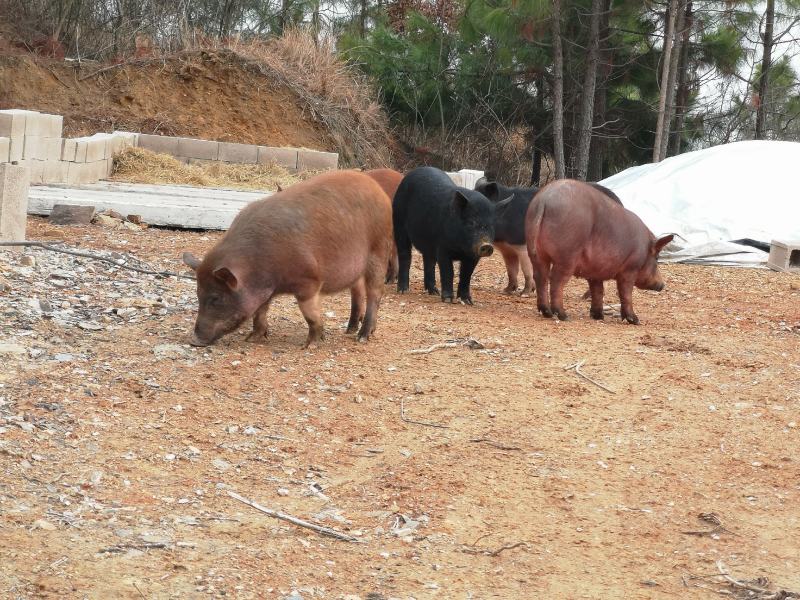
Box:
220, 171, 392, 290
365, 169, 403, 203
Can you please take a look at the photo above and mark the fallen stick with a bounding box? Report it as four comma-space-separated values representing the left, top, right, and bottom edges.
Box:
563, 360, 615, 394
469, 438, 521, 451
0, 241, 195, 280
227, 490, 360, 543
462, 541, 529, 556
408, 338, 484, 354
400, 397, 450, 429
715, 561, 797, 599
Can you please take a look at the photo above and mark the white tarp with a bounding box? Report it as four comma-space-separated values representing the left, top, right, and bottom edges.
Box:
599, 140, 800, 266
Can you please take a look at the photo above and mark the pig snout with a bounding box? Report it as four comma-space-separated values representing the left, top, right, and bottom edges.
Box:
478, 243, 494, 257
189, 330, 210, 347
652, 281, 665, 292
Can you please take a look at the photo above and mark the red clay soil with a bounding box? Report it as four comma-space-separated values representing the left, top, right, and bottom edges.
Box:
0, 50, 332, 150
1, 218, 799, 598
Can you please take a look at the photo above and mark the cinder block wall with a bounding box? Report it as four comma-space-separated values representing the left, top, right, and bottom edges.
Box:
0, 109, 340, 186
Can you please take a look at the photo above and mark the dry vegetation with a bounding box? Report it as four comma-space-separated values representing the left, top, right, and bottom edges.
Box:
111, 147, 309, 191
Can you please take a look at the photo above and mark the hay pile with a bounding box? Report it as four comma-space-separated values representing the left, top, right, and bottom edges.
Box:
111, 147, 308, 190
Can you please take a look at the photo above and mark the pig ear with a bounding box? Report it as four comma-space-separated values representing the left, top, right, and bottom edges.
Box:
483, 182, 499, 201
495, 194, 513, 212
213, 266, 239, 290
453, 191, 469, 214
182, 252, 202, 271
652, 234, 675, 254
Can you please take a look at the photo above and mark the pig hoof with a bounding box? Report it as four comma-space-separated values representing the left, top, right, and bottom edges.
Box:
590, 308, 604, 320
458, 296, 473, 306
538, 306, 553, 318
622, 314, 640, 325
427, 287, 440, 296
502, 285, 516, 295
397, 286, 408, 294
441, 294, 454, 303
520, 287, 533, 295
245, 332, 267, 342
556, 311, 568, 321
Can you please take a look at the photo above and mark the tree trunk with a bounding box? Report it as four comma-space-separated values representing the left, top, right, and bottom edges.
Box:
360, 0, 368, 37
658, 0, 685, 160
653, 0, 678, 163
588, 0, 612, 182
530, 147, 542, 186
551, 0, 566, 180
669, 0, 692, 156
755, 0, 775, 140
574, 0, 602, 180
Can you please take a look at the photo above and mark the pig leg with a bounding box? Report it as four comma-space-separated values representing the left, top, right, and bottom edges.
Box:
245, 296, 274, 342
549, 263, 575, 321
385, 248, 399, 284
396, 230, 412, 294
517, 246, 534, 294
530, 251, 553, 318
496, 244, 519, 294
616, 277, 639, 325
588, 279, 605, 320
296, 291, 325, 348
346, 278, 367, 334
437, 250, 455, 302
357, 261, 385, 342
457, 258, 478, 305
422, 253, 439, 295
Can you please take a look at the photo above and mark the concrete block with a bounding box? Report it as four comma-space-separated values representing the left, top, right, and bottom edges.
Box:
22, 136, 42, 159
22, 111, 50, 136
177, 137, 219, 161
218, 141, 257, 164
258, 146, 298, 169
66, 162, 94, 185
72, 138, 89, 163
61, 138, 77, 161
0, 110, 28, 138
113, 131, 139, 148
297, 149, 338, 171
42, 160, 69, 184
19, 160, 44, 184
86, 136, 109, 162
0, 162, 30, 249
767, 239, 800, 273
42, 138, 62, 161
0, 137, 9, 163
9, 137, 23, 162
138, 134, 180, 156
45, 114, 64, 138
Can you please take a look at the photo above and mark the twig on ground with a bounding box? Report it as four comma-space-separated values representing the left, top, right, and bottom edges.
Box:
462, 541, 529, 556
0, 241, 195, 280
133, 582, 147, 600
715, 561, 799, 599
227, 490, 360, 542
408, 338, 484, 354
563, 360, 615, 394
78, 60, 136, 81
400, 397, 450, 429
469, 438, 521, 451
682, 512, 735, 537
99, 542, 169, 553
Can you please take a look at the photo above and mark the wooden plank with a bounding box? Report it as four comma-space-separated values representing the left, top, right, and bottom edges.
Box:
28, 182, 274, 230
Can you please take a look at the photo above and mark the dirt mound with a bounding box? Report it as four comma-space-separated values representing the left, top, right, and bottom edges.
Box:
0, 49, 344, 156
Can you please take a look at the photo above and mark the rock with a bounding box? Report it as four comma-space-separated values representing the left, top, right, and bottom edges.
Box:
243, 426, 259, 435
277, 488, 290, 497
77, 321, 103, 331
127, 214, 143, 225
32, 519, 57, 531
48, 204, 96, 225
212, 458, 232, 471
0, 277, 10, 293
791, 281, 800, 291
54, 353, 74, 362
413, 382, 426, 394
93, 214, 122, 228
0, 343, 26, 355
153, 344, 188, 359
281, 593, 303, 600
38, 298, 53, 313
19, 255, 35, 267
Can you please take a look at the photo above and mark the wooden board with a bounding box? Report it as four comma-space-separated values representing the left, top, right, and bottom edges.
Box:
28, 182, 271, 230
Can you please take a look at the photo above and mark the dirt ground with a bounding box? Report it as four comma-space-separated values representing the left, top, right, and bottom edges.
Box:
1, 218, 799, 599
0, 51, 331, 150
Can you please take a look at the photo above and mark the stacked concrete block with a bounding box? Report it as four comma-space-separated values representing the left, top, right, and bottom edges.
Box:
0, 162, 30, 249
0, 138, 9, 163
297, 149, 338, 171
138, 133, 180, 156
178, 137, 219, 162
218, 141, 257, 164
0, 109, 68, 184
258, 146, 298, 170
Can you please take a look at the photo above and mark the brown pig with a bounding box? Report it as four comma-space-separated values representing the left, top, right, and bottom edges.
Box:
525, 179, 673, 324
183, 170, 393, 347
364, 168, 403, 283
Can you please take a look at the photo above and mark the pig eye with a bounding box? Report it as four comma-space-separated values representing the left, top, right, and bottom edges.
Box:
206, 295, 222, 308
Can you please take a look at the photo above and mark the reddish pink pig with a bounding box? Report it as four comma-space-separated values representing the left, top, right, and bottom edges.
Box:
183, 171, 393, 347
364, 168, 403, 283
525, 179, 673, 324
